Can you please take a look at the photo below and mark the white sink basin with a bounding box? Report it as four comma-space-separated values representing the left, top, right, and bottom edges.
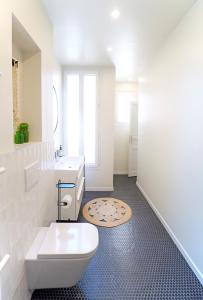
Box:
55, 158, 81, 170
55, 156, 84, 181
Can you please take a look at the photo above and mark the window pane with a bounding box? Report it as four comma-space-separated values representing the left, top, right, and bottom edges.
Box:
67, 74, 80, 156
83, 75, 97, 164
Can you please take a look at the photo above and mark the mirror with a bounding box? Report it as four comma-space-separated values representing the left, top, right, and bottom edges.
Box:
53, 85, 59, 134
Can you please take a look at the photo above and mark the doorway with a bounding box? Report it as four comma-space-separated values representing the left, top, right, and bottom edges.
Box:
114, 82, 138, 177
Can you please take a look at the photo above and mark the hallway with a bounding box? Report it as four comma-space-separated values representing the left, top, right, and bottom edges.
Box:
32, 176, 203, 300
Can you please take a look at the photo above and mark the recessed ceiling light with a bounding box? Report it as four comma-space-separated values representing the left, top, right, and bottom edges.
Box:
111, 9, 120, 19
107, 46, 113, 52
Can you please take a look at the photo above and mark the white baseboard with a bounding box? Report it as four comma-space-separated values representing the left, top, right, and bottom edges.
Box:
85, 187, 114, 192
136, 181, 203, 286
114, 170, 128, 175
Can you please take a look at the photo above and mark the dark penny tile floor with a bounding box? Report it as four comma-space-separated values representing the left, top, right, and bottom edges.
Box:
32, 175, 203, 300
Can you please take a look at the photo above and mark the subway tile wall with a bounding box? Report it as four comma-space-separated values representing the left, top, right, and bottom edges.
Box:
0, 142, 56, 300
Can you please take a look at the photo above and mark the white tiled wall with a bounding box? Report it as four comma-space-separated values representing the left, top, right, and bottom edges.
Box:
0, 142, 56, 300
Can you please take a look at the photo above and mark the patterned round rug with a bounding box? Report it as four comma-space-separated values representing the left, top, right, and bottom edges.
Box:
82, 198, 132, 227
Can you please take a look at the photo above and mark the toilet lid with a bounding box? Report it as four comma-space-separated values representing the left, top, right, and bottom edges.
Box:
37, 223, 99, 259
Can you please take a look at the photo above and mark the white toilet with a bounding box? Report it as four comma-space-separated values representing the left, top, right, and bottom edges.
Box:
25, 222, 99, 290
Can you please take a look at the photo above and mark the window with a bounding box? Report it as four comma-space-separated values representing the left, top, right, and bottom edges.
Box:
83, 75, 97, 165
65, 72, 98, 166
66, 74, 80, 157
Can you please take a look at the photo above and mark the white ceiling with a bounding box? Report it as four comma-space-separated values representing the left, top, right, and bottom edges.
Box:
42, 0, 196, 81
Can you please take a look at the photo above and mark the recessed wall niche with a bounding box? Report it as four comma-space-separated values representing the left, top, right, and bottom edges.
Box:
12, 15, 42, 142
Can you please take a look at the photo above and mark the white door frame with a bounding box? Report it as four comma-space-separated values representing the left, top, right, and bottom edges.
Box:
128, 101, 138, 177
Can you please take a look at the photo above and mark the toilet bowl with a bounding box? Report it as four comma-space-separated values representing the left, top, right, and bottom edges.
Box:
25, 222, 99, 290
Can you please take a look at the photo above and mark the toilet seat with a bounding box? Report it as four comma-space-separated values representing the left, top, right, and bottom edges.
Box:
37, 223, 99, 259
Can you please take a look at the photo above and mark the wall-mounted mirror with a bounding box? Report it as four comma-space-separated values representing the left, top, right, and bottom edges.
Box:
53, 85, 59, 134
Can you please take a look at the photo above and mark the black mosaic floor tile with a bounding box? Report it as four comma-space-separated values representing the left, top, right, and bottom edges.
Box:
32, 176, 203, 300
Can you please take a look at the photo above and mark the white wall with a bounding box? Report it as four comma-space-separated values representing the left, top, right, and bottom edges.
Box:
0, 3, 13, 153
86, 67, 115, 191
114, 125, 129, 174
53, 64, 63, 150
0, 142, 55, 300
0, 0, 60, 298
0, 0, 56, 154
137, 0, 203, 284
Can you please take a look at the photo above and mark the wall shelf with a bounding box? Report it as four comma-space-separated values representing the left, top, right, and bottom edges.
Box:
12, 14, 42, 143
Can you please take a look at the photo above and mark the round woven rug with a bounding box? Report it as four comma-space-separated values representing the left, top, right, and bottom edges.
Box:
82, 197, 132, 227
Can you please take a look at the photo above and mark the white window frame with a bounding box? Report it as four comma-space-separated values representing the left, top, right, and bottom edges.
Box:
63, 69, 100, 168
